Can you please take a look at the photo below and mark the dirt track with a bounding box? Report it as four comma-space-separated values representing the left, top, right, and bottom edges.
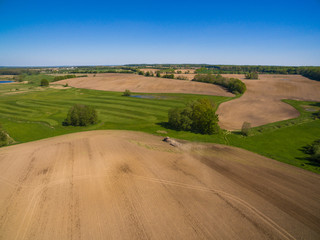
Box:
0, 130, 319, 240
217, 74, 320, 130
54, 73, 233, 96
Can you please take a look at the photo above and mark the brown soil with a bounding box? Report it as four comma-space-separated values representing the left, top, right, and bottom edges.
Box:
54, 73, 232, 96
217, 74, 320, 130
0, 130, 319, 239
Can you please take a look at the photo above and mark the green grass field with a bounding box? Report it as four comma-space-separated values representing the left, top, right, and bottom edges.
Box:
0, 80, 319, 173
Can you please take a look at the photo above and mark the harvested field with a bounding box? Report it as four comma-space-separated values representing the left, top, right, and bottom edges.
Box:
54, 73, 233, 96
217, 74, 320, 130
0, 130, 319, 240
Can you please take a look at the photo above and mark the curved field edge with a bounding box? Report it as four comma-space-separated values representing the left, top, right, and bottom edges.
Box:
0, 86, 319, 173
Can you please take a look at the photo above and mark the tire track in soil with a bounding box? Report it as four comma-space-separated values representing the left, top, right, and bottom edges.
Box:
199, 155, 320, 235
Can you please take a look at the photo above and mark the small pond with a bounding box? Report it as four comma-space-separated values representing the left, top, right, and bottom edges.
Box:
0, 81, 14, 84
131, 95, 167, 99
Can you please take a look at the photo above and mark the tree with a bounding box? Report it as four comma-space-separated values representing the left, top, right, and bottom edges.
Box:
123, 89, 131, 96
168, 98, 219, 134
156, 71, 161, 77
63, 104, 98, 126
241, 122, 251, 136
40, 79, 49, 87
190, 99, 218, 134
0, 124, 8, 147
245, 72, 259, 79
145, 71, 151, 77
304, 139, 320, 162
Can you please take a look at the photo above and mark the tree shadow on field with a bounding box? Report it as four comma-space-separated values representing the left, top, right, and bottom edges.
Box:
297, 146, 320, 167
310, 102, 320, 107
156, 122, 178, 131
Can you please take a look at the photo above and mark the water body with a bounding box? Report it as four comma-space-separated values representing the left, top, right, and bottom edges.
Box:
131, 95, 167, 99
0, 81, 14, 84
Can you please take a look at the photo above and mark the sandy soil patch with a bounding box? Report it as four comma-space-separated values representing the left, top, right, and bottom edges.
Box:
0, 130, 319, 239
217, 74, 320, 130
54, 73, 233, 96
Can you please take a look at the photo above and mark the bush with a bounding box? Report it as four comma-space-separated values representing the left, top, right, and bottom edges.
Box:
162, 74, 175, 79
0, 124, 8, 147
245, 72, 259, 79
168, 98, 219, 134
156, 71, 161, 77
176, 76, 188, 80
241, 122, 251, 136
40, 79, 49, 87
123, 89, 131, 96
63, 104, 98, 126
304, 139, 320, 162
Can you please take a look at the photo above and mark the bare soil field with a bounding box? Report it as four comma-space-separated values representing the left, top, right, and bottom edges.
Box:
55, 73, 233, 96
0, 130, 319, 240
217, 74, 320, 130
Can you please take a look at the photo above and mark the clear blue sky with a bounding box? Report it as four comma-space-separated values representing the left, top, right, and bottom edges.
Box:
1, 0, 320, 66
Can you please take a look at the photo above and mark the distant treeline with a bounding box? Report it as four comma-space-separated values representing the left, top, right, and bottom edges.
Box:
0, 68, 40, 75
1, 65, 320, 82
125, 64, 320, 81
57, 66, 137, 74
193, 74, 246, 95
52, 75, 87, 81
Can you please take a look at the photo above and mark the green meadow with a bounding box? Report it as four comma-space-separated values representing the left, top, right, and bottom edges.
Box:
0, 81, 319, 173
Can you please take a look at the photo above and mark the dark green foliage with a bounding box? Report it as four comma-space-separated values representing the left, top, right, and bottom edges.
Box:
40, 79, 49, 87
304, 139, 320, 162
52, 75, 77, 81
138, 71, 144, 75
193, 74, 246, 94
245, 72, 259, 79
299, 67, 320, 81
176, 76, 188, 80
162, 74, 175, 79
123, 89, 131, 96
156, 71, 161, 77
0, 124, 8, 147
63, 104, 98, 126
241, 122, 251, 136
145, 71, 151, 77
168, 98, 219, 134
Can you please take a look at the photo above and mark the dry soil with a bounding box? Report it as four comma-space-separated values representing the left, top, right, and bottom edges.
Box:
0, 130, 319, 240
217, 74, 320, 130
54, 73, 233, 96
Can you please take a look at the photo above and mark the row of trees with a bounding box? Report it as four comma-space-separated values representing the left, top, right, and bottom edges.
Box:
300, 67, 320, 81
168, 99, 219, 134
193, 74, 246, 94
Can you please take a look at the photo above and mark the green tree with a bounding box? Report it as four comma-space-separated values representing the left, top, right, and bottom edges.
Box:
40, 79, 49, 87
156, 71, 161, 77
63, 104, 98, 126
123, 89, 131, 96
168, 98, 219, 134
241, 122, 251, 136
190, 99, 219, 134
245, 72, 259, 79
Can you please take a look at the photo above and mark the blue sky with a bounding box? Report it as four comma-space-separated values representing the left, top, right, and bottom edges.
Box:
0, 0, 320, 66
